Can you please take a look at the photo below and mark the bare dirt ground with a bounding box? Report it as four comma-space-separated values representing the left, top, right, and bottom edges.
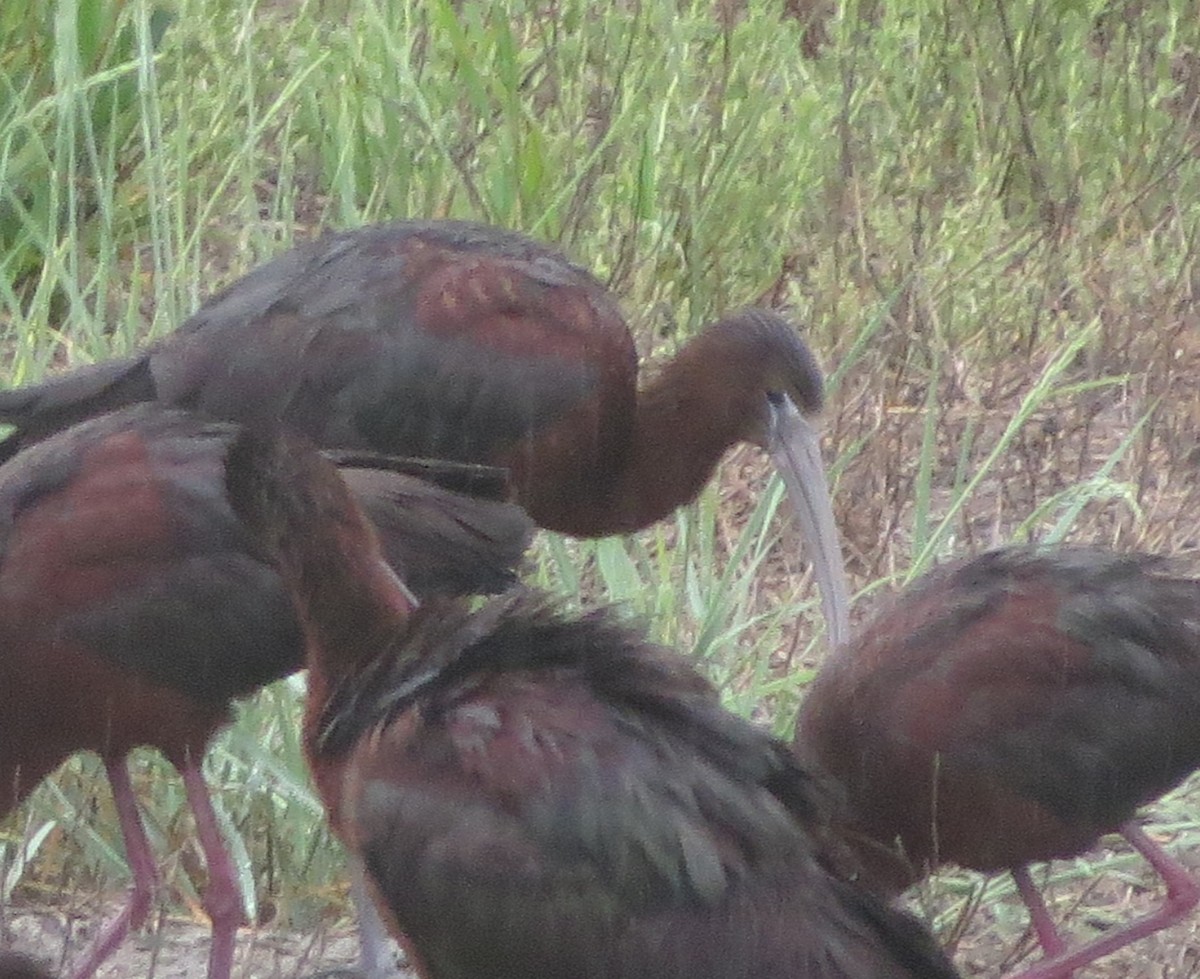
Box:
6, 838, 1200, 979
2, 900, 409, 978
918, 830, 1200, 978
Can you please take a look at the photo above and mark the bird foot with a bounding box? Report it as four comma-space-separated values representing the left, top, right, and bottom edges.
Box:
179, 762, 247, 979
1011, 865, 1068, 957
1004, 822, 1200, 979
67, 881, 156, 979
69, 762, 161, 979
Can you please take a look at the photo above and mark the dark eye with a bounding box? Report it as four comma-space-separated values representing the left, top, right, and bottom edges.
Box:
765, 390, 787, 408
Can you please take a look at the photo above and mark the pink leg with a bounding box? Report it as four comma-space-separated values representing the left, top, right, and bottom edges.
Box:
1012, 865, 1068, 956
1006, 821, 1200, 979
179, 760, 246, 979
69, 760, 160, 979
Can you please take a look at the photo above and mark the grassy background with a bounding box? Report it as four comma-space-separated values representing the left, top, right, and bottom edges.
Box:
2, 0, 1200, 971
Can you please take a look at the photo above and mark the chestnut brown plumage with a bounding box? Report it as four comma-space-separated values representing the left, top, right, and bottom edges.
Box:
0, 220, 848, 649
0, 404, 532, 979
224, 426, 960, 979
794, 546, 1200, 979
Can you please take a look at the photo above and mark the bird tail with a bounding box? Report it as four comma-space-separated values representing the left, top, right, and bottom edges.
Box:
0, 355, 156, 462
343, 463, 533, 600
322, 450, 513, 502
225, 426, 533, 606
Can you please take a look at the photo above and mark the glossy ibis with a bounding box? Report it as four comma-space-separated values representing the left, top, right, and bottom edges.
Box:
793, 546, 1200, 979
0, 219, 849, 648
0, 404, 532, 979
224, 425, 960, 979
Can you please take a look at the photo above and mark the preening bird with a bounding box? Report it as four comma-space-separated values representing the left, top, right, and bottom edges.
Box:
223, 425, 960, 979
0, 219, 849, 648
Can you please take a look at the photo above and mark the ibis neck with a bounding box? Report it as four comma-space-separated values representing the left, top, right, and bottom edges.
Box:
548, 334, 753, 537
282, 529, 415, 684
293, 541, 414, 828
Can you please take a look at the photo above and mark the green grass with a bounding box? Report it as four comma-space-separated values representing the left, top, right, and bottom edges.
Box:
2, 0, 1200, 965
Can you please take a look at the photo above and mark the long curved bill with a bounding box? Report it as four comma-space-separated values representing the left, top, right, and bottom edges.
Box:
766, 396, 851, 650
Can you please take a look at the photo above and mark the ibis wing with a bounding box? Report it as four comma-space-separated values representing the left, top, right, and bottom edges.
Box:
0, 356, 155, 463
332, 597, 959, 979
342, 467, 534, 599
808, 547, 1200, 845
885, 557, 1200, 827
152, 222, 635, 466
0, 406, 300, 705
